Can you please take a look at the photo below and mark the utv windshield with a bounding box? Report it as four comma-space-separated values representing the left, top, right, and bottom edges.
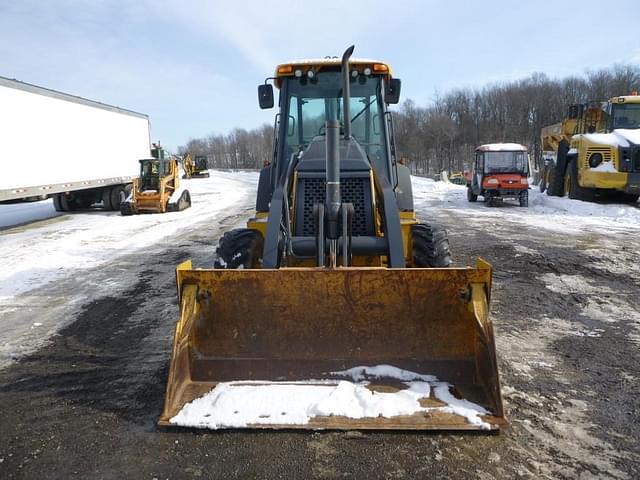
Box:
484, 151, 528, 174
611, 103, 640, 129
282, 72, 387, 163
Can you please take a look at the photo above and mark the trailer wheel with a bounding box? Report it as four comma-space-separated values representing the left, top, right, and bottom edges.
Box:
467, 186, 478, 202
102, 188, 113, 210
519, 190, 529, 207
59, 194, 74, 211
110, 186, 125, 210
410, 223, 452, 268
214, 229, 264, 269
53, 194, 64, 212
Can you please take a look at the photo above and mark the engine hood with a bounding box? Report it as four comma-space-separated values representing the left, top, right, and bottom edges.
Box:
580, 129, 640, 148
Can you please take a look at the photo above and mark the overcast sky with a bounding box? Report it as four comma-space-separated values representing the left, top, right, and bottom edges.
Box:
2, 0, 639, 151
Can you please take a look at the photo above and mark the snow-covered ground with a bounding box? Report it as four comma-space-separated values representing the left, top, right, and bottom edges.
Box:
412, 176, 640, 235
3, 170, 639, 431
0, 170, 258, 365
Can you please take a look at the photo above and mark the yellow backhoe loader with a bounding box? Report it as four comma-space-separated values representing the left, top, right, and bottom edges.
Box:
120, 143, 191, 215
182, 153, 210, 178
160, 47, 504, 431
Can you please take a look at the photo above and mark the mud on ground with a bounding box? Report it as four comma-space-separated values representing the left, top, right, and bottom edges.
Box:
1, 203, 639, 479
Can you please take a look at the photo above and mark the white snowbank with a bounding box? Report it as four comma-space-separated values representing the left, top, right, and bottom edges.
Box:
411, 176, 640, 235
170, 365, 490, 430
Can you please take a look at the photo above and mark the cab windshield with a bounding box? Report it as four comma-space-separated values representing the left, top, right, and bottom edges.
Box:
282, 72, 387, 162
139, 160, 169, 190
611, 103, 640, 129
484, 151, 528, 174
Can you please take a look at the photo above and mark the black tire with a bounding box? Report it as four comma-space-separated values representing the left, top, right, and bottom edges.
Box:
467, 186, 477, 202
180, 191, 191, 210
410, 223, 452, 268
110, 186, 125, 210
214, 229, 264, 269
621, 193, 639, 203
567, 158, 595, 201
102, 188, 113, 210
53, 193, 64, 212
120, 202, 135, 216
59, 193, 74, 211
519, 190, 529, 207
548, 141, 569, 197
539, 171, 547, 193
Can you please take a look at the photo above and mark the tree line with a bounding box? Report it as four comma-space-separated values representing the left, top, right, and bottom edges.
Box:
180, 63, 639, 175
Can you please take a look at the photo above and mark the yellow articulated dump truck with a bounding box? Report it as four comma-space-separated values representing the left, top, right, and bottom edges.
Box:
160, 47, 505, 431
540, 94, 640, 202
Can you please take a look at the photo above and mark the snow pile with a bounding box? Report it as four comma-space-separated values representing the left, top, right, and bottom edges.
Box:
410, 176, 640, 234
170, 365, 490, 430
589, 161, 617, 173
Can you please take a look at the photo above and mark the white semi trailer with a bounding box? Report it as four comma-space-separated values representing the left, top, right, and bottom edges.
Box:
0, 75, 150, 211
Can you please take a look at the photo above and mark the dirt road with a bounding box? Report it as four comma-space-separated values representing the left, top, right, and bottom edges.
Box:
1, 180, 639, 479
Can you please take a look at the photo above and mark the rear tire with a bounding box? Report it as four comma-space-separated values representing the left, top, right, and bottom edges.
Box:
215, 229, 264, 269
410, 223, 452, 268
467, 186, 477, 202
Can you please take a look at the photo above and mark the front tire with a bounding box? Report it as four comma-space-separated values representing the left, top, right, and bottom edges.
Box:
410, 223, 452, 268
214, 229, 264, 269
519, 190, 529, 207
567, 159, 595, 201
467, 186, 478, 202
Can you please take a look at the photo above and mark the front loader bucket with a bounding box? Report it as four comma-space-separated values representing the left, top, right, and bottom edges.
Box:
160, 260, 505, 431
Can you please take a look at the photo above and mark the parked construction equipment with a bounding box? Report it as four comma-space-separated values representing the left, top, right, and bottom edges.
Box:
467, 143, 530, 207
540, 94, 640, 202
160, 47, 504, 431
120, 143, 191, 215
182, 153, 210, 178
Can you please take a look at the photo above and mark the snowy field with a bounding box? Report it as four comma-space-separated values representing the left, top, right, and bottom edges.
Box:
0, 170, 258, 366
412, 176, 640, 236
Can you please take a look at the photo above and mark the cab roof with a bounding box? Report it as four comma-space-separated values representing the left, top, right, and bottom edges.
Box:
274, 57, 393, 86
610, 95, 640, 104
476, 143, 528, 152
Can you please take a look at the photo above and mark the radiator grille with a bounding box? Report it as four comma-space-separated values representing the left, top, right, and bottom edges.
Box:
586, 147, 613, 164
299, 177, 370, 236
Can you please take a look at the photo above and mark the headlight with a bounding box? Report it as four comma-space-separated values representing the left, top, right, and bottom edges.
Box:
521, 178, 529, 184
486, 178, 499, 185
589, 153, 603, 168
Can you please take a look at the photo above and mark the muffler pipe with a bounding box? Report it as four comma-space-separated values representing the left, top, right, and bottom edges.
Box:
341, 45, 354, 140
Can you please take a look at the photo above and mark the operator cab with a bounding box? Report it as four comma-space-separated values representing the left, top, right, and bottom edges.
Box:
257, 57, 402, 208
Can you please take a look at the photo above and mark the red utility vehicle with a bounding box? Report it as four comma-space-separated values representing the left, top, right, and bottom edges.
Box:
467, 143, 530, 207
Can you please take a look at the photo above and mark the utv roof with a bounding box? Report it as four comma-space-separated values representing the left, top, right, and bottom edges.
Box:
476, 143, 528, 152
